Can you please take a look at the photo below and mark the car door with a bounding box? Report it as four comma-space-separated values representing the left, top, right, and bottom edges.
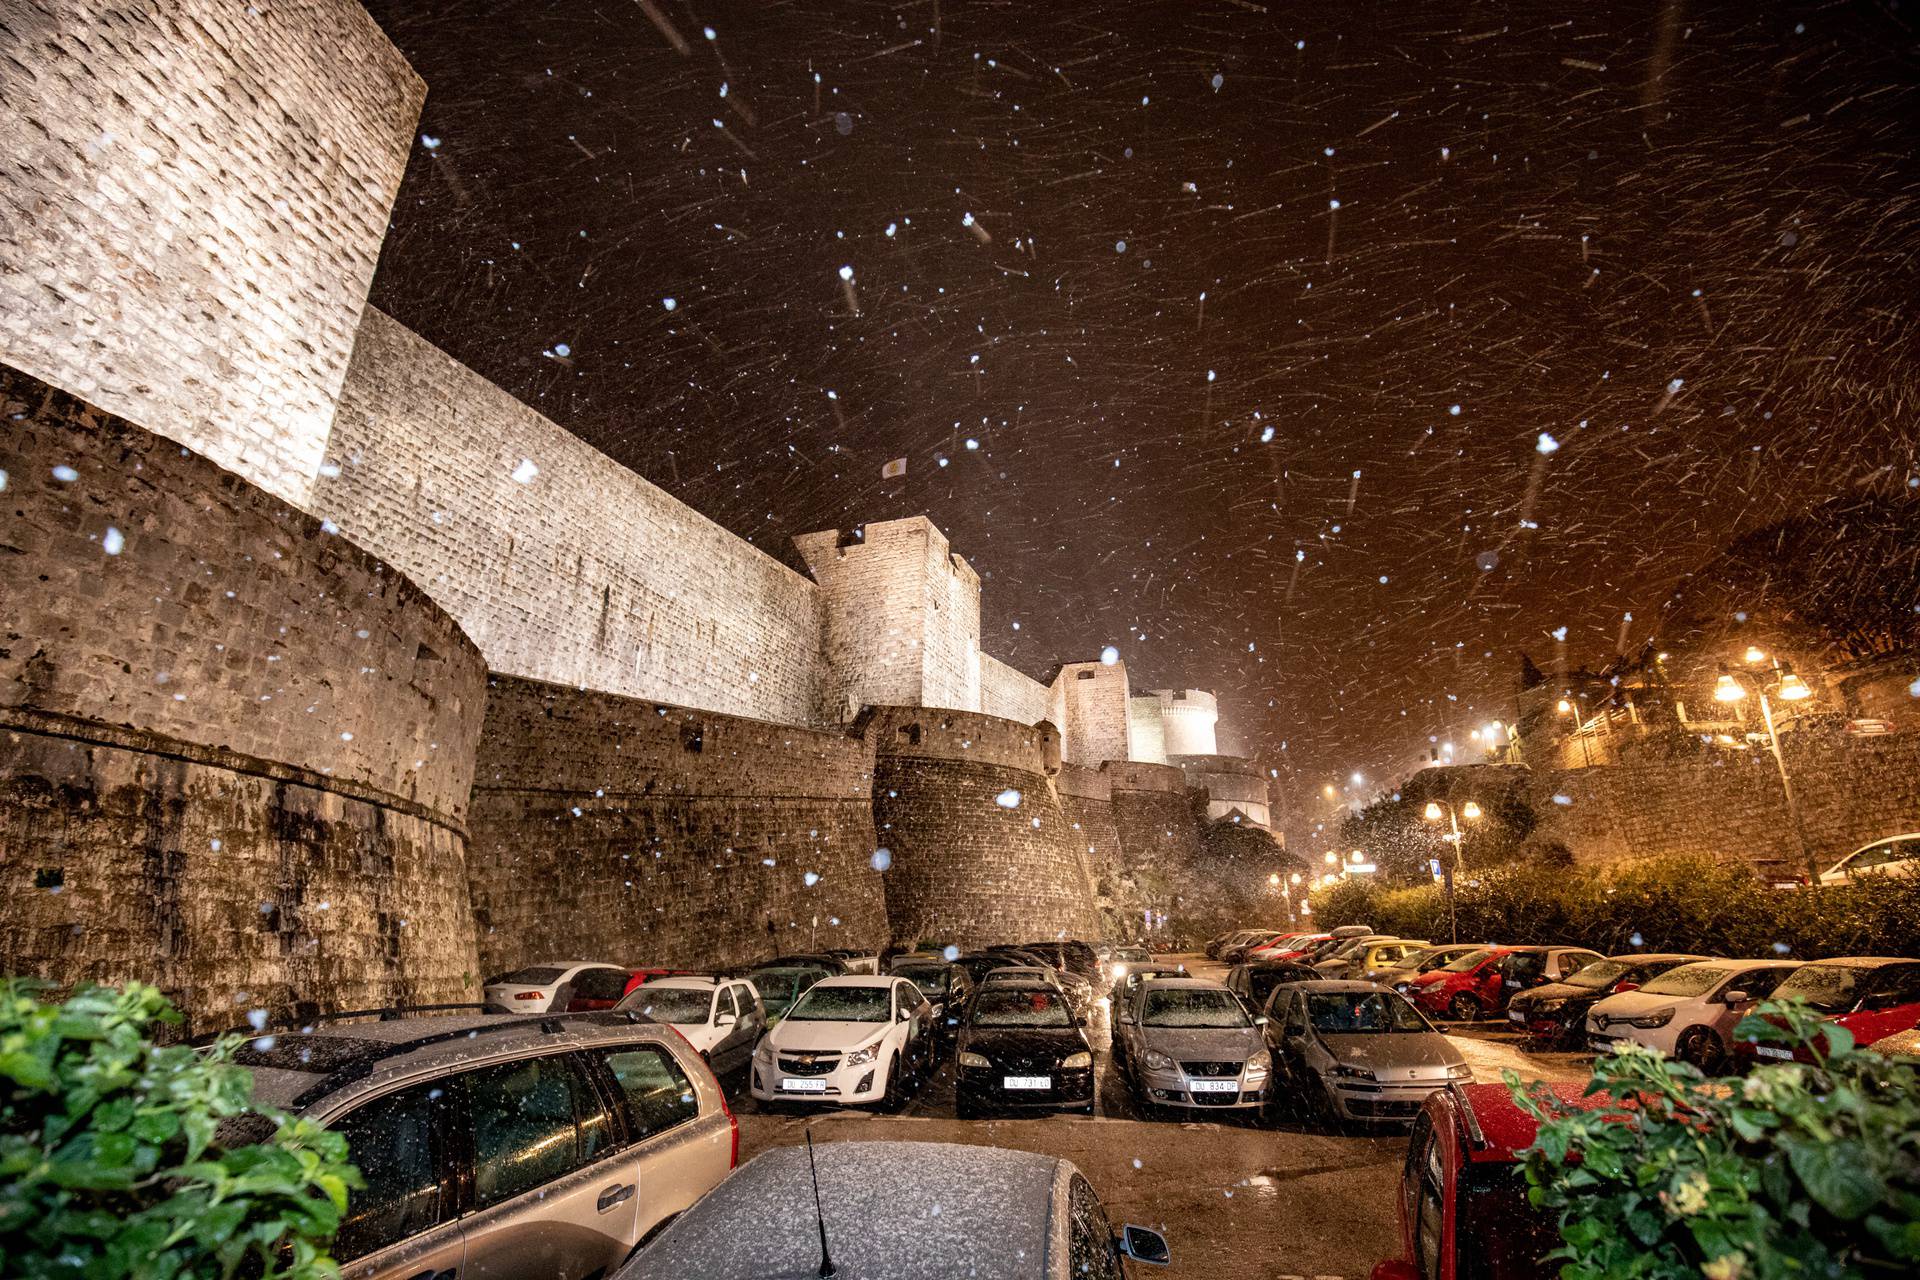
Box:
585, 1042, 730, 1244
1845, 964, 1920, 1046
713, 984, 753, 1075
455, 1051, 633, 1280
324, 1081, 464, 1280
894, 980, 929, 1068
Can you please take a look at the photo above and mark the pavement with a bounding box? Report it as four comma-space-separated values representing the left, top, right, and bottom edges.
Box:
732, 954, 1593, 1279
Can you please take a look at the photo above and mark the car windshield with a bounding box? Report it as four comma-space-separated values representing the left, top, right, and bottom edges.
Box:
971, 988, 1074, 1028
1142, 988, 1250, 1029
489, 966, 566, 985
1639, 965, 1732, 998
1114, 947, 1151, 963
1564, 959, 1636, 990
749, 969, 822, 1012
892, 965, 946, 990
1442, 948, 1495, 973
785, 986, 890, 1023
624, 987, 712, 1025
1307, 992, 1430, 1033
1773, 964, 1875, 1014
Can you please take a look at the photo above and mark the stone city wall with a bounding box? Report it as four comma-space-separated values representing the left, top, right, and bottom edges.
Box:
0, 0, 421, 508
0, 366, 484, 1030
980, 652, 1051, 726
1533, 727, 1920, 878
318, 310, 833, 726
1052, 661, 1135, 771
466, 675, 890, 977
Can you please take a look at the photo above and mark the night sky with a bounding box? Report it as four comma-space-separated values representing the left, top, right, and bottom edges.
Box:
360, 0, 1919, 819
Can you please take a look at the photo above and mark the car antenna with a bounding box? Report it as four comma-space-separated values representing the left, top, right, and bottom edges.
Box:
805, 1129, 837, 1277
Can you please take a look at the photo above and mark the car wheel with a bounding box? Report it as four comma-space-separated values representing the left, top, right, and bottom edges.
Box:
881, 1055, 907, 1111
1676, 1027, 1721, 1072
1448, 994, 1482, 1022
1308, 1073, 1344, 1131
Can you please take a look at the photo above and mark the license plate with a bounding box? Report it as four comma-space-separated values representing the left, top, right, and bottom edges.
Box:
1003, 1075, 1051, 1090
781, 1078, 829, 1093
1508, 1010, 1526, 1022
1189, 1079, 1238, 1093
1754, 1046, 1793, 1061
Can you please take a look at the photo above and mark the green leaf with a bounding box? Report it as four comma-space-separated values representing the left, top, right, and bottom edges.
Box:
1781, 1135, 1883, 1220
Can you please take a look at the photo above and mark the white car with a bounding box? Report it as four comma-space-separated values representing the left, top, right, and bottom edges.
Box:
615, 976, 766, 1077
483, 961, 628, 1013
1586, 959, 1803, 1069
1818, 833, 1920, 885
750, 975, 933, 1108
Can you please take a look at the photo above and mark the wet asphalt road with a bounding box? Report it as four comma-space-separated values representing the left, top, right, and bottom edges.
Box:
731, 956, 1589, 1280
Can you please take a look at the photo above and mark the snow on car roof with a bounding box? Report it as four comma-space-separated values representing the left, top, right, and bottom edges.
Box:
811, 974, 902, 988
617, 1140, 1063, 1280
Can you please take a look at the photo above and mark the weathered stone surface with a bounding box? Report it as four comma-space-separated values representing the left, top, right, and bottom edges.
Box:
1, 364, 485, 1030
0, 0, 422, 507
466, 676, 890, 976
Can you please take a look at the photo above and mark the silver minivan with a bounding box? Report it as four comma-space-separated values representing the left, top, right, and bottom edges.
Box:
233, 1011, 736, 1280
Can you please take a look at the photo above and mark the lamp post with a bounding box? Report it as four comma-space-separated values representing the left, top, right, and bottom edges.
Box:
1423, 799, 1482, 944
1715, 650, 1818, 885
1556, 696, 1594, 767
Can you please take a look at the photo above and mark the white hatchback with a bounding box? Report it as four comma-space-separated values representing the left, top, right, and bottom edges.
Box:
750, 976, 933, 1108
483, 961, 628, 1013
1586, 959, 1803, 1069
615, 976, 766, 1078
1818, 833, 1920, 885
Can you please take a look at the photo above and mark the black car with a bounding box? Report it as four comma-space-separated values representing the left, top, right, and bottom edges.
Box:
888, 959, 975, 1040
1224, 961, 1322, 1011
765, 952, 851, 975
1021, 940, 1101, 982
955, 982, 1096, 1118
1507, 953, 1708, 1048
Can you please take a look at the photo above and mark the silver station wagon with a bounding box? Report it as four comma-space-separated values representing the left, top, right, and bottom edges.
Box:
231, 1010, 736, 1280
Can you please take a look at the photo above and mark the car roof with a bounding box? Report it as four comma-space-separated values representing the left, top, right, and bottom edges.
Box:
494, 961, 620, 974
1283, 979, 1397, 993
1137, 976, 1228, 990
645, 975, 735, 990
1452, 1082, 1605, 1163
234, 1011, 678, 1114
1604, 953, 1709, 964
813, 974, 905, 988
1800, 956, 1912, 967
617, 1141, 1064, 1280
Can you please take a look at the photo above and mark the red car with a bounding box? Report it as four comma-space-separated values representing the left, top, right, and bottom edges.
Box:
1730, 956, 1920, 1066
1407, 946, 1604, 1022
563, 966, 696, 1012
1371, 1082, 1603, 1280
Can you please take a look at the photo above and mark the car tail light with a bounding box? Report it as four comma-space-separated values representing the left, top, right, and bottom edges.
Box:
514, 991, 544, 1000
724, 1095, 739, 1168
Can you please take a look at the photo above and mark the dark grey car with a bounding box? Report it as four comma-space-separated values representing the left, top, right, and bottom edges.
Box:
1264, 981, 1470, 1125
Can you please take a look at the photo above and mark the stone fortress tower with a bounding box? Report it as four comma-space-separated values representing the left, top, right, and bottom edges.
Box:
0, 0, 1276, 1028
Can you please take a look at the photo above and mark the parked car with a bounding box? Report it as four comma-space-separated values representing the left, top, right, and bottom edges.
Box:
614, 975, 766, 1077
1587, 959, 1803, 1068
1112, 978, 1270, 1116
1374, 944, 1484, 988
1407, 946, 1604, 1022
1506, 953, 1709, 1049
744, 963, 834, 1027
1241, 932, 1329, 964
819, 948, 881, 974
1868, 1021, 1920, 1063
613, 1141, 1169, 1278
1316, 937, 1430, 982
1021, 939, 1103, 983
562, 967, 696, 1012
1817, 832, 1920, 885
1371, 1082, 1603, 1280
749, 975, 934, 1108
232, 1011, 736, 1280
955, 981, 1096, 1117
1208, 929, 1281, 960
1225, 931, 1310, 964
1265, 982, 1470, 1125
886, 956, 975, 1039
1224, 960, 1322, 1011
1731, 956, 1920, 1064
979, 963, 1096, 1016
1104, 943, 1153, 982
1111, 963, 1192, 1011
483, 961, 630, 1013
766, 951, 852, 975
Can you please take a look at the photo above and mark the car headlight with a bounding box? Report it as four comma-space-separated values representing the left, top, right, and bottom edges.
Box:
1331, 1064, 1376, 1081
1630, 1009, 1675, 1029
1143, 1049, 1176, 1071
845, 1043, 880, 1067
1061, 1051, 1093, 1069
1446, 1063, 1473, 1080
1244, 1051, 1271, 1077
958, 1051, 991, 1068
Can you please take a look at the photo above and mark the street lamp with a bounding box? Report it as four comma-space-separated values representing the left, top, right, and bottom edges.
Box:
1422, 799, 1482, 943
1557, 694, 1594, 767
1717, 650, 1819, 885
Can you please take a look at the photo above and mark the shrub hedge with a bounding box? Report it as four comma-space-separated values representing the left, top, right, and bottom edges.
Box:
1311, 855, 1920, 959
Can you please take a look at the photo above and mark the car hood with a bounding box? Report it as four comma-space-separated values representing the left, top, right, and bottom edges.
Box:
960, 1026, 1089, 1067
1319, 1032, 1465, 1081
1136, 1024, 1264, 1059
1587, 990, 1687, 1024
765, 1019, 890, 1053
1511, 981, 1599, 1009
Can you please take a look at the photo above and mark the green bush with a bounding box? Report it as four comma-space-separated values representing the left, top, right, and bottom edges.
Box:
0, 981, 357, 1280
1312, 855, 1920, 959
1507, 999, 1920, 1279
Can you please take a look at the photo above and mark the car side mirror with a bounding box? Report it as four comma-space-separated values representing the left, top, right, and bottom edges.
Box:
1254, 1015, 1270, 1027
1370, 1262, 1420, 1280
715, 1012, 737, 1028
897, 1007, 914, 1021
1115, 1225, 1171, 1266
1722, 990, 1750, 1005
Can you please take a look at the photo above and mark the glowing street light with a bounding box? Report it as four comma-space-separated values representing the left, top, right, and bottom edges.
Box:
1557, 693, 1594, 767
1461, 800, 1482, 820
1717, 655, 1819, 884
1422, 798, 1482, 942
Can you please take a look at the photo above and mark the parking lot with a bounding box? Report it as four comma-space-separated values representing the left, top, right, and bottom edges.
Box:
736, 954, 1589, 1280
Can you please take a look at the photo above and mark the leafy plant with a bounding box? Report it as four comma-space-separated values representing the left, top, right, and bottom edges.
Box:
0, 980, 358, 1280
1506, 998, 1920, 1280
